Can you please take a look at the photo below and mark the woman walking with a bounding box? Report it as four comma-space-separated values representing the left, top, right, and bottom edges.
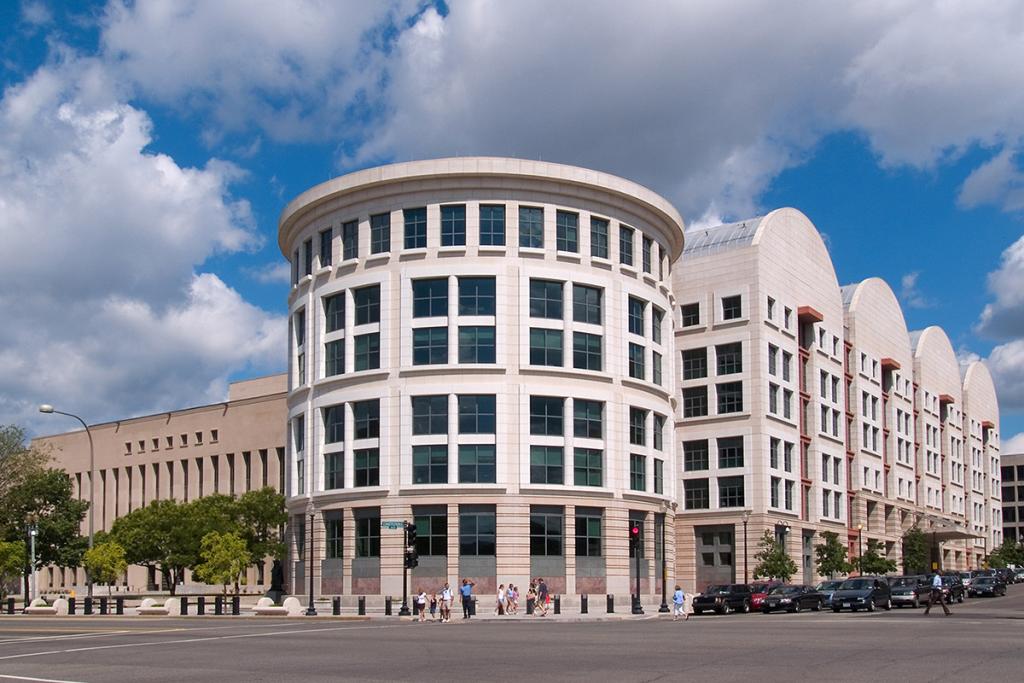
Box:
672, 585, 688, 621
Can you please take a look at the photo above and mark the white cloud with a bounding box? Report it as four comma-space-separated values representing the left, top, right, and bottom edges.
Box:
21, 1, 53, 26
244, 261, 292, 285
958, 148, 1024, 213
899, 271, 933, 309
976, 235, 1024, 339
0, 56, 284, 433
1001, 432, 1024, 454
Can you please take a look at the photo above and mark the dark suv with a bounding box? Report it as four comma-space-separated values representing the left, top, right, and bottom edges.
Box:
832, 576, 892, 612
888, 575, 928, 608
939, 574, 965, 604
692, 584, 754, 615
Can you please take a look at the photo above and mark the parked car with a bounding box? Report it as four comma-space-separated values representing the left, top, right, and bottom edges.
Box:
888, 575, 928, 608
750, 581, 785, 610
968, 576, 1007, 597
1014, 568, 1024, 583
958, 571, 976, 591
940, 574, 965, 604
832, 576, 892, 612
994, 568, 1015, 585
815, 580, 844, 608
692, 584, 753, 615
761, 585, 823, 613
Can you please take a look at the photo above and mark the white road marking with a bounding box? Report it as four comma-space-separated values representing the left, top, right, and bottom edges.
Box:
0, 675, 87, 683
0, 620, 311, 646
0, 623, 402, 662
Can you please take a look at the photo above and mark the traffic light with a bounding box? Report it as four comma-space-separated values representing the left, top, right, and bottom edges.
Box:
629, 525, 641, 554
406, 521, 418, 547
405, 521, 419, 569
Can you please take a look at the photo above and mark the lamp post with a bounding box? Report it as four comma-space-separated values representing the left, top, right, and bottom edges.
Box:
856, 523, 864, 575
39, 405, 95, 598
658, 512, 669, 613
305, 506, 317, 616
27, 514, 38, 604
742, 510, 751, 583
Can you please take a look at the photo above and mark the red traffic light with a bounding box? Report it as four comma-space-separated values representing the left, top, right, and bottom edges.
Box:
630, 526, 640, 536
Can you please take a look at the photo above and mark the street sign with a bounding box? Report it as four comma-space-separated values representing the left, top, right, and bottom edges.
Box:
381, 521, 405, 529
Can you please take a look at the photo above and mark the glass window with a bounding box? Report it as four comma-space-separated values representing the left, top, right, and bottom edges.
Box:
628, 343, 645, 379
294, 309, 306, 347
413, 278, 447, 318
519, 206, 544, 248
685, 479, 710, 509
319, 228, 333, 267
717, 382, 743, 413
628, 297, 646, 335
354, 448, 379, 487
458, 326, 496, 363
573, 399, 603, 439
324, 293, 344, 333
530, 446, 564, 485
682, 348, 707, 380
412, 395, 448, 435
458, 277, 496, 316
653, 414, 665, 451
590, 217, 609, 258
325, 514, 343, 558
530, 328, 563, 367
716, 342, 742, 375
654, 458, 664, 494
572, 332, 602, 371
555, 210, 578, 252
629, 407, 647, 446
354, 285, 380, 325
325, 340, 344, 377
573, 448, 603, 487
718, 437, 744, 468
653, 352, 663, 385
355, 510, 380, 557
413, 507, 448, 556
370, 213, 390, 254
630, 454, 646, 491
530, 506, 564, 555
718, 476, 745, 507
440, 204, 466, 247
722, 295, 742, 320
324, 452, 344, 490
413, 445, 448, 484
681, 302, 700, 327
458, 395, 496, 434
479, 204, 506, 246
572, 284, 602, 324
458, 445, 495, 483
652, 307, 664, 344
768, 344, 778, 375
642, 236, 653, 273
354, 332, 380, 370
529, 279, 563, 318
353, 400, 379, 440
292, 250, 299, 285
413, 327, 447, 365
459, 505, 496, 556
342, 220, 358, 260
303, 238, 313, 276
575, 507, 602, 556
323, 405, 344, 444
530, 396, 564, 436
683, 440, 709, 471
682, 387, 708, 418
619, 226, 634, 265
404, 207, 427, 249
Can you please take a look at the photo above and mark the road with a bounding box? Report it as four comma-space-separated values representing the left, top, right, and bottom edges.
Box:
0, 588, 1021, 682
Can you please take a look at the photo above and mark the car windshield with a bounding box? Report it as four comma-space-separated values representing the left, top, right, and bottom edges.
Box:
891, 577, 917, 587
816, 581, 842, 590
941, 576, 957, 584
770, 586, 803, 595
975, 577, 994, 584
959, 573, 972, 579
750, 583, 770, 592
729, 585, 748, 592
704, 585, 729, 594
840, 579, 871, 590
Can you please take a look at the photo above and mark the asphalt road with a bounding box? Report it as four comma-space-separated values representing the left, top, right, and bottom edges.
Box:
1, 588, 1021, 683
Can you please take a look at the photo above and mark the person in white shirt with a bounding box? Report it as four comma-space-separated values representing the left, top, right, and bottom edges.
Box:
496, 584, 507, 615
440, 584, 453, 623
923, 573, 952, 616
416, 589, 428, 622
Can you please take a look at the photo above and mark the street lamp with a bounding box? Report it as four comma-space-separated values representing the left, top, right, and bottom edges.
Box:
856, 523, 864, 575
658, 509, 670, 613
39, 404, 95, 598
305, 505, 317, 616
742, 510, 751, 583
27, 514, 39, 605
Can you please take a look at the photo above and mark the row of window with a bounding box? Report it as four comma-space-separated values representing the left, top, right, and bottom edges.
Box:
679, 294, 743, 328
681, 342, 742, 380
123, 430, 220, 454
681, 382, 744, 417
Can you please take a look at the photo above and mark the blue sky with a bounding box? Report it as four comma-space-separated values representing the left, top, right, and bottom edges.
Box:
2, 1, 1023, 446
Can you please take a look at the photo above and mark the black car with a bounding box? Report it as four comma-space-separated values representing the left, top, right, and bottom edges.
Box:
761, 585, 824, 613
939, 574, 965, 603
994, 568, 1015, 585
968, 576, 1006, 597
815, 580, 844, 608
831, 576, 892, 612
888, 575, 928, 608
692, 584, 753, 615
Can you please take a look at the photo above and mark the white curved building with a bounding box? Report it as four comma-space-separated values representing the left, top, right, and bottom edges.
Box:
279, 158, 684, 600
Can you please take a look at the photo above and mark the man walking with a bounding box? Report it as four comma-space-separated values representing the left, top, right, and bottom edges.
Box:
460, 578, 475, 619
537, 577, 549, 616
923, 573, 951, 616
672, 585, 688, 621
440, 582, 453, 623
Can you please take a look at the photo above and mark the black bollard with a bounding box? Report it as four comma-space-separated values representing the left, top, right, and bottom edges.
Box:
333, 597, 341, 615
526, 597, 535, 615
115, 597, 124, 615
231, 595, 240, 615
6, 597, 15, 614
606, 594, 614, 613
99, 597, 108, 615
180, 596, 188, 616
358, 596, 366, 616
215, 595, 223, 615
67, 597, 76, 615
554, 595, 561, 614
580, 594, 588, 614
84, 597, 93, 615
385, 596, 392, 616
197, 596, 205, 615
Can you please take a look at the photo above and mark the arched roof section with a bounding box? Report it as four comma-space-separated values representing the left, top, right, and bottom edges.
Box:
683, 215, 765, 257
753, 209, 842, 313
842, 278, 913, 368
911, 326, 963, 403
963, 361, 999, 433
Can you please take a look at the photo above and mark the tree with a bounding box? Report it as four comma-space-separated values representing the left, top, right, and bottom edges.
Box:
753, 531, 797, 582
0, 425, 50, 501
987, 540, 1024, 569
856, 539, 897, 575
237, 487, 288, 566
194, 531, 249, 595
0, 541, 26, 603
82, 542, 127, 597
111, 500, 189, 594
901, 526, 929, 575
815, 531, 852, 579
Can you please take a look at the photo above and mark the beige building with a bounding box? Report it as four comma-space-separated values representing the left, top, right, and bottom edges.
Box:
32, 374, 287, 593
1000, 453, 1024, 544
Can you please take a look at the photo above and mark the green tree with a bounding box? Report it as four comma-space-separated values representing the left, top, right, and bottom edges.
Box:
111, 500, 190, 594
237, 487, 288, 566
753, 531, 798, 582
901, 526, 929, 575
814, 531, 852, 579
194, 531, 250, 595
855, 539, 897, 575
0, 540, 26, 603
0, 425, 50, 500
82, 541, 128, 597
987, 540, 1024, 569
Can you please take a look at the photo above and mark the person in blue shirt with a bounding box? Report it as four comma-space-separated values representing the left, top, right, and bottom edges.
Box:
460, 578, 475, 619
672, 585, 688, 621
923, 573, 951, 616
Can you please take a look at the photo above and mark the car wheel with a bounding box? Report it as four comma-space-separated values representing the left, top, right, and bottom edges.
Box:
867, 600, 875, 613
812, 600, 821, 612
957, 593, 964, 604
717, 606, 727, 615
832, 607, 840, 613
694, 609, 703, 615
884, 599, 891, 611
789, 603, 798, 613
912, 598, 919, 609
761, 607, 770, 614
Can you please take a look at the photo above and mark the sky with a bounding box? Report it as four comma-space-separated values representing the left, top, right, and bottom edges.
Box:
2, 0, 1024, 447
